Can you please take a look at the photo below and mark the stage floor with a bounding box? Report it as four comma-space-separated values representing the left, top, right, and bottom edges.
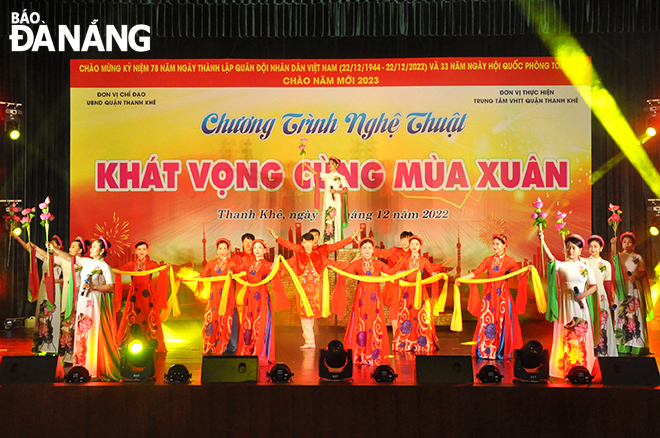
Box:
1, 313, 660, 385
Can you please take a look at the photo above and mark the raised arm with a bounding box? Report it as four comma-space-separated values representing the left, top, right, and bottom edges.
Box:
48, 243, 73, 262
537, 229, 555, 263
303, 161, 319, 177
610, 236, 618, 257
10, 233, 31, 252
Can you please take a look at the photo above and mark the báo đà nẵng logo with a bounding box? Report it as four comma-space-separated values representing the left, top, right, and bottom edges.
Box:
9, 10, 150, 52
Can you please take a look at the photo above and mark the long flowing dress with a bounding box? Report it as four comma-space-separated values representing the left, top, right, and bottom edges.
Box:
467, 254, 527, 360
199, 257, 237, 355
548, 259, 596, 378
585, 256, 617, 357
391, 254, 443, 353
73, 257, 121, 381
613, 252, 650, 355
32, 253, 63, 355
57, 255, 84, 363
116, 257, 167, 352
318, 170, 349, 244
335, 258, 397, 365
235, 259, 289, 366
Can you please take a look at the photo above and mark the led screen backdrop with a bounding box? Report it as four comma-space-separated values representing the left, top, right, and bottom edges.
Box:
70, 57, 591, 274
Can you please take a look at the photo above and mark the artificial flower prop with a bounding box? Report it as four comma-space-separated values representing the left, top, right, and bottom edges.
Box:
39, 196, 55, 244
20, 207, 36, 243
556, 210, 571, 238
531, 197, 548, 230
299, 136, 307, 157
607, 203, 622, 235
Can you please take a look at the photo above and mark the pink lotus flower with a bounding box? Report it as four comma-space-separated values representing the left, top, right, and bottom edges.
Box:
540, 212, 548, 218
20, 217, 29, 224
21, 208, 31, 215
609, 213, 620, 222
45, 196, 50, 204
39, 202, 47, 209
10, 206, 20, 213
299, 144, 305, 149
608, 203, 620, 212
531, 212, 539, 219
556, 222, 567, 231
532, 197, 543, 209
556, 211, 567, 220
40, 212, 54, 221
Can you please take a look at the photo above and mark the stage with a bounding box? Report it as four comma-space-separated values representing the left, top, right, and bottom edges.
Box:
2, 317, 660, 437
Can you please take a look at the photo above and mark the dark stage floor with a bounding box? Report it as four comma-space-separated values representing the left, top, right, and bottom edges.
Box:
2, 313, 660, 385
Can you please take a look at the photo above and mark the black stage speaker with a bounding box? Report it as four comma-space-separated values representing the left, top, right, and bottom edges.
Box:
599, 357, 660, 387
0, 355, 65, 384
416, 355, 473, 384
201, 356, 259, 383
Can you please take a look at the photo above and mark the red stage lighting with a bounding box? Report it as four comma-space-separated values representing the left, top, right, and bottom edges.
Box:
647, 112, 658, 137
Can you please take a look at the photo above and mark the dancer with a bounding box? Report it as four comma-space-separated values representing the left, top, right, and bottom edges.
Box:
610, 232, 651, 355
232, 233, 256, 264
456, 234, 527, 360
199, 238, 238, 355
12, 233, 65, 355
304, 157, 349, 244
334, 237, 398, 365
50, 238, 121, 380
282, 232, 348, 349
267, 226, 359, 256
373, 230, 413, 332
116, 239, 167, 353
538, 230, 596, 378
585, 235, 617, 357
234, 239, 289, 366
391, 235, 449, 353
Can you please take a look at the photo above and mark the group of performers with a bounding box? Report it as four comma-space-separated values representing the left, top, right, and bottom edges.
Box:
12, 233, 167, 381
10, 222, 652, 381
8, 154, 652, 381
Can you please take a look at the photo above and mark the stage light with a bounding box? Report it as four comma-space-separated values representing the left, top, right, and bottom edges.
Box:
120, 324, 156, 381
164, 364, 191, 383
476, 364, 503, 383
647, 112, 658, 137
650, 214, 660, 237
319, 340, 353, 381
267, 362, 294, 383
371, 364, 398, 383
128, 339, 143, 354
513, 340, 549, 383
566, 365, 593, 385
3, 106, 22, 140
65, 366, 91, 383
12, 227, 22, 236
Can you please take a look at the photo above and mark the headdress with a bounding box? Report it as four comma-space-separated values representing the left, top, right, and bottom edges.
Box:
588, 234, 605, 247
215, 238, 231, 249
620, 231, 637, 244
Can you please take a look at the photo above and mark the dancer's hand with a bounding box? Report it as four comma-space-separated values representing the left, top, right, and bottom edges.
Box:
267, 227, 278, 239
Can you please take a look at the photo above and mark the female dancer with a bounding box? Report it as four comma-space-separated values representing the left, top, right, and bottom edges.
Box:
116, 239, 167, 353
538, 230, 597, 378
391, 235, 449, 353
304, 157, 349, 244
234, 239, 289, 366
585, 235, 617, 357
51, 238, 121, 380
199, 238, 237, 355
610, 232, 650, 355
12, 233, 65, 355
335, 237, 398, 365
456, 234, 527, 360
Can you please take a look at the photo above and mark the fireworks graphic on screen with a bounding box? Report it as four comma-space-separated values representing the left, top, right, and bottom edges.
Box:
478, 213, 506, 246
94, 212, 130, 257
